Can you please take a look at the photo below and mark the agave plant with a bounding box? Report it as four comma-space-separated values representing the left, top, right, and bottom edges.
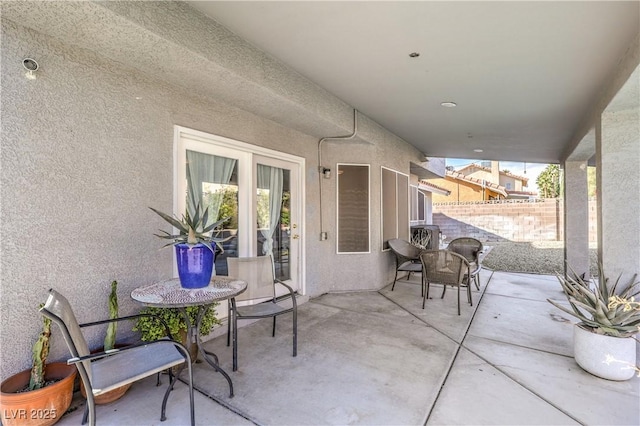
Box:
547, 265, 640, 337
149, 202, 230, 252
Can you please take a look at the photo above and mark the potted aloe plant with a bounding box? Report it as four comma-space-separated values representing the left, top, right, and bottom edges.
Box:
0, 306, 76, 426
150, 202, 230, 288
547, 265, 640, 380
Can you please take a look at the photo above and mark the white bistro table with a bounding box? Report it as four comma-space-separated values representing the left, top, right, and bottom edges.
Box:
131, 276, 247, 397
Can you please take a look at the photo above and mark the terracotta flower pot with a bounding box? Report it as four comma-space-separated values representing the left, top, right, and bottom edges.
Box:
0, 362, 76, 426
79, 345, 132, 405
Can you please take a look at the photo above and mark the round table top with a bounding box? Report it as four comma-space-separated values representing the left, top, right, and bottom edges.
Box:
131, 276, 247, 308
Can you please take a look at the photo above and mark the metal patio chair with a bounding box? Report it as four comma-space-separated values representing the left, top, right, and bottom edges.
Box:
447, 237, 484, 290
40, 289, 195, 426
388, 238, 424, 293
420, 250, 472, 315
226, 255, 297, 371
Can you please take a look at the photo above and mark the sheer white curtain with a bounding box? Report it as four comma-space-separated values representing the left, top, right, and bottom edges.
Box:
186, 150, 236, 223
257, 164, 283, 256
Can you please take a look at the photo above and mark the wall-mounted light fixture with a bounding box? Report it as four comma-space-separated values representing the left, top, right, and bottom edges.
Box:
320, 167, 331, 179
23, 58, 39, 80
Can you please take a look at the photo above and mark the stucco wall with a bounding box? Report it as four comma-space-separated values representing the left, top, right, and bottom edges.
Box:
0, 18, 423, 378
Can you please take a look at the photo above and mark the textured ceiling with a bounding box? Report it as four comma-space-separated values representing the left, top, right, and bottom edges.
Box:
190, 1, 639, 163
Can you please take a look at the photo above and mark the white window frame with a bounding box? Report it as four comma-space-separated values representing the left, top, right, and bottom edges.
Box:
381, 167, 410, 251
410, 185, 427, 224
173, 125, 306, 294
336, 163, 371, 254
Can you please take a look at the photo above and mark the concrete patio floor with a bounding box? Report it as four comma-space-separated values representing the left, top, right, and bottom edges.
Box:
57, 270, 639, 425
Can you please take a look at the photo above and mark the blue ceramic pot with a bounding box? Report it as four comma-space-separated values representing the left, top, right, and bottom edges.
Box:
175, 243, 215, 289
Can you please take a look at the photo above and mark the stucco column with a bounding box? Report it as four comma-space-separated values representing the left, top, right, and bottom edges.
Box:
596, 108, 640, 279
563, 161, 589, 278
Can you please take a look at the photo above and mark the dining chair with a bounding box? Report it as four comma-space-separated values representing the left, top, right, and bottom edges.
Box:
40, 289, 195, 426
388, 238, 424, 293
447, 237, 484, 290
226, 255, 297, 371
420, 250, 472, 315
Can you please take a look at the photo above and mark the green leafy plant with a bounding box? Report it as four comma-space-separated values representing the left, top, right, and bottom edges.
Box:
149, 201, 231, 252
536, 164, 561, 198
104, 280, 119, 351
132, 304, 221, 342
547, 265, 640, 337
29, 305, 51, 390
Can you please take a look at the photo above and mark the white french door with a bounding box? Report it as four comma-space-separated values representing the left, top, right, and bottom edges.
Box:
174, 126, 304, 295
254, 155, 300, 287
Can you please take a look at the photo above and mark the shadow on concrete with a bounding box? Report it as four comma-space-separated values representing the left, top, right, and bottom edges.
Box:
432, 213, 509, 242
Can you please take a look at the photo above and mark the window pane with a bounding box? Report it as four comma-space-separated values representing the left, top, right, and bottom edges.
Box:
337, 164, 370, 253
185, 151, 239, 276
397, 174, 409, 240
382, 168, 397, 249
256, 164, 290, 280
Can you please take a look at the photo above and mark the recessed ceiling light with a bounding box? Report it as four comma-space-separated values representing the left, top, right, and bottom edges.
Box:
441, 102, 457, 108
409, 52, 420, 58
474, 149, 483, 153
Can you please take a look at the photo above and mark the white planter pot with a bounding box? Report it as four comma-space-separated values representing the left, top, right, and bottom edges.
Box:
573, 324, 637, 381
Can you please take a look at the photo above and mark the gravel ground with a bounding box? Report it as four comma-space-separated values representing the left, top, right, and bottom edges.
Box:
481, 241, 598, 276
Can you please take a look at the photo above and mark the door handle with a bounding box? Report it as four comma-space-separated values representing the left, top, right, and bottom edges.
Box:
292, 234, 300, 240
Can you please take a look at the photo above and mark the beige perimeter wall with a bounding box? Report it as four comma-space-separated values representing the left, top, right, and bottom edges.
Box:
433, 199, 598, 242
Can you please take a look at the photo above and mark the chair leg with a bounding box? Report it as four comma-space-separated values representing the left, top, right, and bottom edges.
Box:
441, 284, 447, 299
164, 346, 195, 426
426, 276, 430, 300
185, 360, 195, 426
474, 274, 480, 290
78, 368, 94, 426
457, 285, 461, 316
86, 393, 96, 426
226, 300, 231, 347
161, 369, 176, 422
272, 316, 276, 337
81, 402, 89, 425
232, 302, 239, 371
422, 275, 429, 309
392, 270, 399, 290
293, 310, 298, 357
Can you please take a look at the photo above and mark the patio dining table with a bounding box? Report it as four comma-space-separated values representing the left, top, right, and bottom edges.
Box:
131, 276, 247, 397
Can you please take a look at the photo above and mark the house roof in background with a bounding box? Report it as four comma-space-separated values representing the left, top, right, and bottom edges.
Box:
418, 181, 451, 196
445, 171, 508, 197
456, 163, 529, 185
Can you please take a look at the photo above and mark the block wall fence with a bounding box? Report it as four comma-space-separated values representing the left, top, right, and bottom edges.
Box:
432, 198, 598, 242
